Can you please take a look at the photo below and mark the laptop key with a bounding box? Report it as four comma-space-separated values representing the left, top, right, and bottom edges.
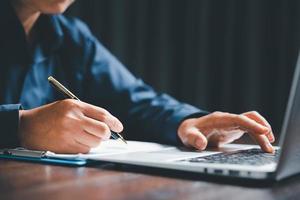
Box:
181, 148, 280, 166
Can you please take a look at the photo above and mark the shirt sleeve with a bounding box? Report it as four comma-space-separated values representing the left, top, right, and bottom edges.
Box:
82, 37, 209, 146
0, 104, 22, 148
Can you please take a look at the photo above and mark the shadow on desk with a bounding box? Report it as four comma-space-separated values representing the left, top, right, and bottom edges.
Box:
89, 161, 300, 188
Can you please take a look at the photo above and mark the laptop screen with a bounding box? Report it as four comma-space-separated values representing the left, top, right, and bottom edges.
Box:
276, 52, 300, 180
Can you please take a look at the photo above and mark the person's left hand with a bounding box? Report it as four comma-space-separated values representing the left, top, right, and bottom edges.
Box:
178, 111, 275, 153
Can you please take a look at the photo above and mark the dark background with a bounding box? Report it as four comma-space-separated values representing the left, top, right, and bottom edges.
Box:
66, 0, 300, 138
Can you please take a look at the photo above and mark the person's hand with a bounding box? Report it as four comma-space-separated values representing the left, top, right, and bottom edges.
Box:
178, 111, 275, 153
18, 99, 123, 154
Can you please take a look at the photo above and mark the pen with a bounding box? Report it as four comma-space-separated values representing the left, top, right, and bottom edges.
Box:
48, 76, 127, 144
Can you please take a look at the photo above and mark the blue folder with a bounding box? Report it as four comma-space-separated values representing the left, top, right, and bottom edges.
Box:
0, 148, 88, 166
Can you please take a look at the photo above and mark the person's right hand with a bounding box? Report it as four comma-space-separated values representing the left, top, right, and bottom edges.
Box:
18, 99, 123, 154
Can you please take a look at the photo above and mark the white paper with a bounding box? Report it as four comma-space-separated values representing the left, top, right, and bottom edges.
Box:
45, 140, 170, 159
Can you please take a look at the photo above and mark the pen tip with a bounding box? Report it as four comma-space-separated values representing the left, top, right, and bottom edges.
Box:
115, 133, 127, 144
119, 137, 127, 144
119, 135, 127, 144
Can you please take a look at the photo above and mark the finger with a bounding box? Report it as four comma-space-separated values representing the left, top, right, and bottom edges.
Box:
80, 101, 123, 133
74, 130, 102, 148
208, 113, 270, 136
243, 111, 272, 129
207, 130, 244, 146
82, 116, 111, 140
242, 112, 275, 143
249, 134, 274, 153
181, 128, 208, 150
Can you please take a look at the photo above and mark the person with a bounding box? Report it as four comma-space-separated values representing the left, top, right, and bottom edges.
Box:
0, 0, 275, 154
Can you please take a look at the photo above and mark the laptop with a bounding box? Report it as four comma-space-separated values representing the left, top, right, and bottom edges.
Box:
84, 52, 300, 181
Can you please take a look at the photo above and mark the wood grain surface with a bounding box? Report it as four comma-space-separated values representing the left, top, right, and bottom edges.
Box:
1, 160, 300, 200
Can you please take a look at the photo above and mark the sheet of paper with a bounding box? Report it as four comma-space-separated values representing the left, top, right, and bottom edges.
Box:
45, 140, 171, 159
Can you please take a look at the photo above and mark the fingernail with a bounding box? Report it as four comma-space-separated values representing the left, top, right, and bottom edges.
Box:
270, 135, 275, 143
266, 131, 275, 143
118, 124, 124, 133
266, 143, 274, 153
196, 139, 206, 150
105, 133, 111, 140
263, 127, 270, 133
114, 118, 124, 133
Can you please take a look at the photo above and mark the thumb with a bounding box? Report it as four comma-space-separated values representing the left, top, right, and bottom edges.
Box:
181, 127, 208, 151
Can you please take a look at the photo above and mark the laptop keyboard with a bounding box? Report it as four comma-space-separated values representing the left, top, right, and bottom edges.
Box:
180, 148, 279, 166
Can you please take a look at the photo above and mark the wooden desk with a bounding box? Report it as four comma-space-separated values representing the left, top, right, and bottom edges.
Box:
1, 160, 300, 200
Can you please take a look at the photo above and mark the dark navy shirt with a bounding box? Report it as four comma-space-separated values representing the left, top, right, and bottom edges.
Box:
0, 1, 206, 148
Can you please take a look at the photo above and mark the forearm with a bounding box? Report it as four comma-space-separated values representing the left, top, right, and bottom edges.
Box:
0, 104, 22, 148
